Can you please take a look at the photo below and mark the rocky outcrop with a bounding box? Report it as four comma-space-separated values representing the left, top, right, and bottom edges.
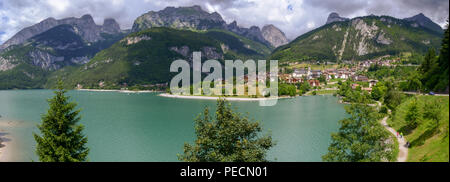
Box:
326, 12, 349, 24
0, 14, 122, 49
102, 18, 121, 34
169, 46, 190, 57
28, 50, 64, 70
352, 18, 379, 56
169, 45, 223, 61
132, 5, 287, 47
261, 24, 289, 47
202, 46, 222, 60
122, 35, 151, 45
225, 21, 272, 46
0, 56, 17, 71
132, 5, 226, 32
376, 31, 393, 45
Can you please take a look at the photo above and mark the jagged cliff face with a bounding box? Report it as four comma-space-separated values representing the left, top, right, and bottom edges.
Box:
131, 5, 288, 48
132, 5, 226, 32
0, 22, 126, 71
326, 12, 349, 24
0, 14, 122, 49
271, 13, 444, 62
262, 24, 289, 47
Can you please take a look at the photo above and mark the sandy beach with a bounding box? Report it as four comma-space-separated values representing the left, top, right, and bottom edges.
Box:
0, 120, 17, 162
159, 93, 290, 101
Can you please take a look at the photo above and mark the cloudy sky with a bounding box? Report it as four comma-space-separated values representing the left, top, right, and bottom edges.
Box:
0, 0, 448, 44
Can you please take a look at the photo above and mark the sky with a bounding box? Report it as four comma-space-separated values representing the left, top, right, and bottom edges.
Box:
0, 0, 448, 44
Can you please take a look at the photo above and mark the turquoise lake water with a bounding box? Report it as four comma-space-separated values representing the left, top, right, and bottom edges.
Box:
0, 90, 347, 162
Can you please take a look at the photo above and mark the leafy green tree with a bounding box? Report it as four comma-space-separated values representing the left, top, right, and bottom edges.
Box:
279, 84, 296, 96
322, 103, 393, 162
371, 82, 387, 101
34, 81, 89, 162
423, 99, 442, 127
383, 81, 405, 110
405, 73, 422, 92
405, 98, 421, 129
318, 75, 327, 84
178, 99, 274, 162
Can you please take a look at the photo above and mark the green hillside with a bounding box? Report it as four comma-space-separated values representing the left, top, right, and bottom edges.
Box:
46, 27, 272, 89
388, 95, 449, 162
271, 15, 443, 62
0, 24, 126, 89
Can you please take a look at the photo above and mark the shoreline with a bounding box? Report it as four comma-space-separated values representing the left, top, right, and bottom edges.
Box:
159, 93, 292, 101
77, 89, 162, 93
0, 120, 17, 162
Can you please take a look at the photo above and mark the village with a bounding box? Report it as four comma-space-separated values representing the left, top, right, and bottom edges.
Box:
277, 58, 398, 95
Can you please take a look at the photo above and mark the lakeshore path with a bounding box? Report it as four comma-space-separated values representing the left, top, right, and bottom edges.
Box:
374, 101, 408, 162
380, 115, 408, 162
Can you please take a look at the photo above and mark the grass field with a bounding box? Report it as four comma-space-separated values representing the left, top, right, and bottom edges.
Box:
387, 95, 449, 162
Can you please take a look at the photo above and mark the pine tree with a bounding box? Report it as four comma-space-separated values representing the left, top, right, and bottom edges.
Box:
419, 48, 436, 74
435, 21, 449, 92
34, 81, 89, 162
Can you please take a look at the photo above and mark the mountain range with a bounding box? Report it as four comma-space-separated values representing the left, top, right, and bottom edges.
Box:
0, 5, 445, 89
131, 5, 289, 48
271, 13, 444, 62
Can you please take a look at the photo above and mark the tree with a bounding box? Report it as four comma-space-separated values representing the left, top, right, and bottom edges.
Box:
178, 99, 274, 162
434, 21, 449, 92
34, 81, 89, 162
420, 21, 449, 92
405, 98, 421, 129
322, 103, 393, 162
423, 99, 442, 128
371, 82, 387, 101
419, 48, 437, 74
318, 75, 327, 84
405, 73, 422, 92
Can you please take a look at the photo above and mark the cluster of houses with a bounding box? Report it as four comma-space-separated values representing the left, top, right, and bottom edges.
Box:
280, 67, 357, 86
278, 65, 381, 92
357, 58, 398, 70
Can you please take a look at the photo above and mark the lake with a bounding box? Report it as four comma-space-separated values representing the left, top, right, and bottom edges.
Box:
0, 90, 347, 162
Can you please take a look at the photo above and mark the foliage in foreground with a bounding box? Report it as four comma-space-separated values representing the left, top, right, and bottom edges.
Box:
34, 81, 89, 162
322, 102, 394, 162
178, 99, 274, 162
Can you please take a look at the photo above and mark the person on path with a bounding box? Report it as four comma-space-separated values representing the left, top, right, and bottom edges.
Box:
400, 132, 403, 138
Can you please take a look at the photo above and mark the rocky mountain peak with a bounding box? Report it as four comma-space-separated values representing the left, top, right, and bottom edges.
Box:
131, 5, 288, 47
262, 24, 289, 47
102, 18, 121, 34
132, 5, 227, 32
404, 13, 443, 33
403, 13, 444, 33
326, 12, 349, 24
0, 15, 123, 49
81, 14, 94, 21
